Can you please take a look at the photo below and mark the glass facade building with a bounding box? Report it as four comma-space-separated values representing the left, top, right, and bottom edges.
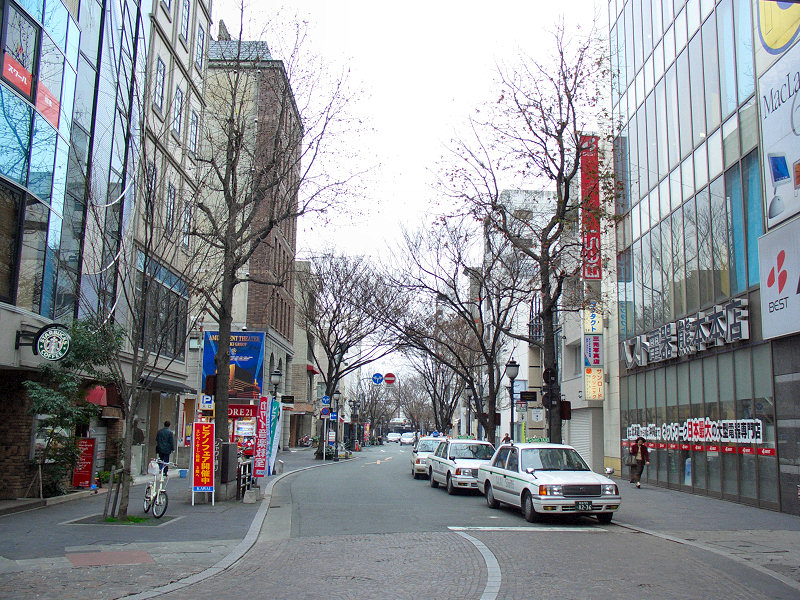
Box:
609, 0, 789, 510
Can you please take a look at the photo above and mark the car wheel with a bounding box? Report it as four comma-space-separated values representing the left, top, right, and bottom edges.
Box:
446, 474, 456, 495
411, 465, 418, 479
597, 512, 613, 524
522, 491, 542, 523
485, 483, 499, 509
429, 469, 438, 488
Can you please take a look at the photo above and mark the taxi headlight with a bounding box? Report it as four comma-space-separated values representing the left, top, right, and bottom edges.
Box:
455, 467, 473, 476
602, 484, 618, 495
538, 484, 563, 496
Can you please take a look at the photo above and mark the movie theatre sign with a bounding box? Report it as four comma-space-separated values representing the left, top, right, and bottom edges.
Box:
622, 299, 749, 369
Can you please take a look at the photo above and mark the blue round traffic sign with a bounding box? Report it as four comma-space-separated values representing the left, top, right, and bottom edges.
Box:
321, 407, 330, 416
321, 395, 331, 405
372, 373, 383, 385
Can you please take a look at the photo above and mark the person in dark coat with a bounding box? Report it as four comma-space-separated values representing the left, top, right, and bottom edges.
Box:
629, 436, 650, 488
155, 421, 175, 474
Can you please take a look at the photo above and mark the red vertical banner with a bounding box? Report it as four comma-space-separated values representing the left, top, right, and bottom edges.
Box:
192, 422, 215, 492
253, 396, 270, 477
72, 438, 95, 488
580, 134, 601, 280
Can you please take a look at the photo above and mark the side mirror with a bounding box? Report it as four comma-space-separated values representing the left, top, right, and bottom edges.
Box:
605, 467, 615, 476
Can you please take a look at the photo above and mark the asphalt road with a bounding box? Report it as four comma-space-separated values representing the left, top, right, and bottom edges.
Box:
162, 442, 797, 600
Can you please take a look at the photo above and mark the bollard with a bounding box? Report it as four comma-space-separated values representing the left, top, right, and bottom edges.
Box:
275, 460, 284, 475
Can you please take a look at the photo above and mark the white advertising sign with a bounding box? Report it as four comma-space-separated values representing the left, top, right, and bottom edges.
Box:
758, 218, 800, 339
758, 40, 800, 229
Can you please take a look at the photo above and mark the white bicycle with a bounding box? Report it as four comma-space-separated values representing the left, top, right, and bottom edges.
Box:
143, 459, 175, 518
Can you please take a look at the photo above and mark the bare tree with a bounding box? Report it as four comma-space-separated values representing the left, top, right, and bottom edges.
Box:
352, 379, 397, 441
391, 375, 435, 433
296, 252, 399, 455
439, 21, 613, 443
192, 12, 360, 443
404, 348, 464, 433
391, 219, 532, 445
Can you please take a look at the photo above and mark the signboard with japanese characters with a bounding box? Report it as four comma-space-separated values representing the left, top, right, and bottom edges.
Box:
580, 135, 601, 280
622, 299, 749, 369
253, 396, 270, 477
585, 367, 604, 401
584, 335, 603, 367
583, 302, 601, 334
192, 422, 215, 492
623, 417, 774, 456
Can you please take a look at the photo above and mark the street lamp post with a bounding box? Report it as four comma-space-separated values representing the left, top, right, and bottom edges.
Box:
333, 389, 341, 461
465, 391, 472, 437
506, 359, 519, 442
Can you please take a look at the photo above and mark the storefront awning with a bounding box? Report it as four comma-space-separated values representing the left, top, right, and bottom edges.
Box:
139, 376, 194, 394
306, 364, 320, 374
85, 386, 107, 406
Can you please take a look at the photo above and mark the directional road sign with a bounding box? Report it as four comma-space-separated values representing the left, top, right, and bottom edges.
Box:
372, 373, 384, 385
329, 411, 338, 421
321, 395, 331, 405
384, 372, 396, 386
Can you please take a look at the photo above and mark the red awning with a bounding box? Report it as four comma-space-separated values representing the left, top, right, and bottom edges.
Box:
85, 386, 107, 406
306, 364, 320, 374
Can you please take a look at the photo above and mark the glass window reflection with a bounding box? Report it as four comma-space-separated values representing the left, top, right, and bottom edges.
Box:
0, 84, 32, 185
18, 196, 48, 313
28, 114, 56, 201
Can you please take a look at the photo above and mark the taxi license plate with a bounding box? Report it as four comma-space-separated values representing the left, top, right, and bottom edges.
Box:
575, 501, 593, 511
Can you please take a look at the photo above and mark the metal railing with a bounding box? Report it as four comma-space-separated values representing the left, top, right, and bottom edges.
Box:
236, 458, 254, 500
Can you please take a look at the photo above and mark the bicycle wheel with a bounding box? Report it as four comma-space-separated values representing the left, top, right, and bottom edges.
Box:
143, 485, 153, 513
152, 490, 168, 518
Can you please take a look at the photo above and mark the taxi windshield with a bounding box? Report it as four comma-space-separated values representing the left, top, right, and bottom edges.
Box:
520, 448, 590, 472
450, 443, 494, 460
416, 440, 439, 452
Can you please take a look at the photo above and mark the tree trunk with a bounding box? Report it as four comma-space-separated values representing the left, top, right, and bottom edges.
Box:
116, 412, 135, 519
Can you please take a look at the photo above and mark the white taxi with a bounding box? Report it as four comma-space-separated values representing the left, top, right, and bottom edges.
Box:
477, 443, 621, 523
410, 437, 441, 479
427, 439, 495, 494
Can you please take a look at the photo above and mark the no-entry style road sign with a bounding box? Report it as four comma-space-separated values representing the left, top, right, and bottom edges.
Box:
384, 372, 396, 386
372, 373, 384, 385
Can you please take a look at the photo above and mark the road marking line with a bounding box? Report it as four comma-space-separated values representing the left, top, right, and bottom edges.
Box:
385, 457, 393, 461
456, 532, 500, 600
449, 526, 605, 532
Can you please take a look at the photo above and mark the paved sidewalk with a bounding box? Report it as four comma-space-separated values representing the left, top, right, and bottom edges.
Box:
612, 477, 800, 591
0, 446, 330, 600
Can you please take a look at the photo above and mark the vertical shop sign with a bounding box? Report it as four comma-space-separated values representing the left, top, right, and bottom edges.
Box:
580, 134, 601, 280
267, 398, 282, 475
253, 396, 270, 477
192, 422, 214, 492
71, 438, 95, 488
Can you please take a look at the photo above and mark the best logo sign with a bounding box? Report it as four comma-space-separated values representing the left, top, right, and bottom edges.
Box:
758, 219, 800, 339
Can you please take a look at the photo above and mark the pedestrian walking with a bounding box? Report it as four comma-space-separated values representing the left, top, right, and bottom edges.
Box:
501, 433, 511, 444
629, 436, 650, 488
156, 421, 175, 475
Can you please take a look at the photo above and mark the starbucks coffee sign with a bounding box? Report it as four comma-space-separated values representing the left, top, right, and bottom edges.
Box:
34, 324, 71, 361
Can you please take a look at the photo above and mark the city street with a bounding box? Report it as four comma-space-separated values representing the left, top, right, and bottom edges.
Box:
3, 443, 800, 600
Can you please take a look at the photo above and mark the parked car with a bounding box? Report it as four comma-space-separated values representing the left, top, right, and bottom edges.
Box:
410, 437, 440, 479
477, 443, 621, 524
399, 432, 416, 445
386, 432, 402, 443
428, 439, 495, 494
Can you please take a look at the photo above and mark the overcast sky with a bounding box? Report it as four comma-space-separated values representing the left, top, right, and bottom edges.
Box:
212, 1, 605, 262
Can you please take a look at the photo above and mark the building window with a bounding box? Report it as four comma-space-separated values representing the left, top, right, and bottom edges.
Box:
3, 4, 38, 98
181, 202, 191, 247
180, 0, 190, 41
165, 182, 175, 234
172, 86, 183, 134
154, 57, 165, 111
145, 160, 158, 218
195, 26, 205, 69
189, 110, 198, 155
0, 83, 32, 185
136, 252, 187, 361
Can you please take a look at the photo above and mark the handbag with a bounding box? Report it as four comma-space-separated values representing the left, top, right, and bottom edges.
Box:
624, 453, 637, 467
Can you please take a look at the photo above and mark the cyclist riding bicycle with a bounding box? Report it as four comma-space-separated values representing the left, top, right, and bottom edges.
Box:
155, 421, 175, 475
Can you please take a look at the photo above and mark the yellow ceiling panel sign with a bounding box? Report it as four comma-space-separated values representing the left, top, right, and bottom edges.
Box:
758, 0, 800, 55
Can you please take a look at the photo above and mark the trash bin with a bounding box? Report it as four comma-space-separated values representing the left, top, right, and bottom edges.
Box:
179, 469, 188, 478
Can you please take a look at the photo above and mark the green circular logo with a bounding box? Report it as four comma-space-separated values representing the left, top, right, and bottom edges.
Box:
34, 324, 71, 361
